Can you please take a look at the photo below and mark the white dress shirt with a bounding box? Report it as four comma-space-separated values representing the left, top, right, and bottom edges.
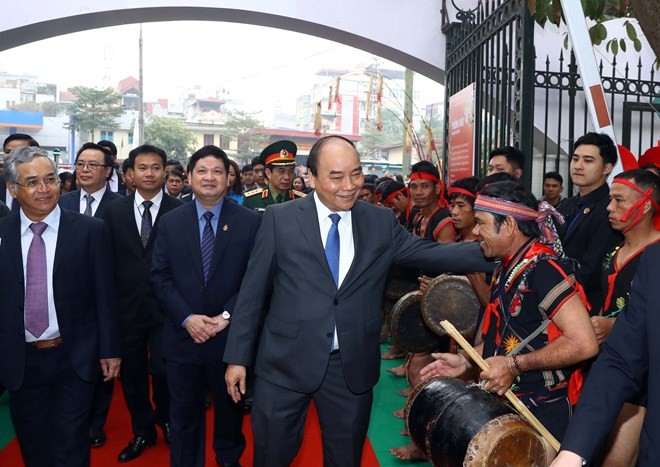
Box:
5, 188, 14, 210
108, 170, 119, 192
314, 192, 355, 350
134, 190, 163, 234
21, 206, 61, 342
78, 186, 107, 216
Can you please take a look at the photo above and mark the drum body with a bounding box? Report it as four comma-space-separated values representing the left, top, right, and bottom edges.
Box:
421, 275, 480, 341
390, 291, 450, 353
405, 377, 545, 467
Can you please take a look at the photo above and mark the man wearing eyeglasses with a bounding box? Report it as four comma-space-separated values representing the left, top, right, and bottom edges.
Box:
0, 146, 121, 467
58, 142, 122, 449
59, 142, 122, 219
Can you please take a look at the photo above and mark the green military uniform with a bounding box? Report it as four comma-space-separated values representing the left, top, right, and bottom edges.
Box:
242, 187, 306, 210
242, 139, 306, 212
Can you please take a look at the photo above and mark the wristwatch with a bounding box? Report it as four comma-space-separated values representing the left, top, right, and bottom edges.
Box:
221, 311, 231, 320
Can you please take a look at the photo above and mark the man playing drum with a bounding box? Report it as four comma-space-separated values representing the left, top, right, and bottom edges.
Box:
421, 181, 599, 462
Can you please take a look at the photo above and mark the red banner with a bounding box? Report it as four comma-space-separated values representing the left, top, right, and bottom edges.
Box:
447, 83, 476, 185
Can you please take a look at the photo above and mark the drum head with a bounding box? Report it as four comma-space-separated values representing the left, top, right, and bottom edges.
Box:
421, 275, 480, 340
390, 291, 446, 353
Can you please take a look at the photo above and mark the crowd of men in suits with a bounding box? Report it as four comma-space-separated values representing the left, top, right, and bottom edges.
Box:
2, 129, 660, 467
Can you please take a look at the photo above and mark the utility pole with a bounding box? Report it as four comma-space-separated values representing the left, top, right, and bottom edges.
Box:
138, 23, 145, 145
402, 68, 414, 175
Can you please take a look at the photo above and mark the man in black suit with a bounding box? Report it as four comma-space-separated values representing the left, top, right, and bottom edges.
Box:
2, 133, 40, 213
59, 142, 122, 218
152, 145, 261, 467
97, 140, 126, 193
551, 244, 660, 467
224, 135, 492, 467
58, 141, 121, 447
103, 144, 183, 462
0, 146, 121, 467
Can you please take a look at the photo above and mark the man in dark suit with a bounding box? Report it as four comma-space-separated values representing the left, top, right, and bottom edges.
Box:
559, 132, 622, 313
224, 135, 492, 467
58, 141, 121, 448
0, 146, 120, 467
103, 144, 183, 462
551, 243, 660, 467
152, 145, 261, 467
97, 140, 126, 193
59, 142, 122, 218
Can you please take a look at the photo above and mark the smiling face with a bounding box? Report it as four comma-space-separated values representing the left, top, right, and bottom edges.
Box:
8, 156, 59, 221
570, 144, 611, 195
472, 211, 511, 258
309, 139, 364, 212
189, 155, 228, 208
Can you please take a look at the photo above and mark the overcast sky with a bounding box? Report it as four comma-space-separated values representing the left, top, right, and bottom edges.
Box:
0, 21, 443, 119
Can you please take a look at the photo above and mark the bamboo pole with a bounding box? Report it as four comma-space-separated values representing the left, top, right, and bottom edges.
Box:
439, 320, 561, 452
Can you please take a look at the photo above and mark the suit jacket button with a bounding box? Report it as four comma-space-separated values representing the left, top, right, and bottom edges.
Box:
333, 299, 338, 305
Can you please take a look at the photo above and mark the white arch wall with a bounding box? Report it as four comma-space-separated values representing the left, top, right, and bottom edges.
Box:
1, 0, 446, 82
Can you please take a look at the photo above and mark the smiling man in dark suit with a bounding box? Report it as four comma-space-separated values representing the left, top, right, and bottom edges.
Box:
0, 146, 120, 467
103, 144, 183, 462
152, 145, 261, 467
224, 135, 493, 467
59, 142, 122, 218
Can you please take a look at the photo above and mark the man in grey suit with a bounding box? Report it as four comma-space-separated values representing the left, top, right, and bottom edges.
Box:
224, 135, 492, 467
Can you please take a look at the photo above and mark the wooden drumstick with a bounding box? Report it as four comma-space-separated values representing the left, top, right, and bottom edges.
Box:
439, 320, 561, 452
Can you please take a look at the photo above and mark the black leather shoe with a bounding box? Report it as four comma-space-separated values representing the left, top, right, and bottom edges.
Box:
117, 436, 155, 463
157, 422, 171, 445
89, 430, 106, 448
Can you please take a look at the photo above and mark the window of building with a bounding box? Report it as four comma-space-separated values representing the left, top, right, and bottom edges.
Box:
219, 135, 230, 150
128, 131, 133, 146
203, 134, 214, 145
100, 130, 114, 142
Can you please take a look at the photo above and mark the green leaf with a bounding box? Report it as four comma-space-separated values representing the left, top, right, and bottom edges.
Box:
527, 0, 537, 16
564, 34, 569, 50
595, 0, 606, 18
589, 23, 608, 45
619, 38, 626, 52
633, 38, 642, 52
625, 21, 637, 40
611, 39, 618, 55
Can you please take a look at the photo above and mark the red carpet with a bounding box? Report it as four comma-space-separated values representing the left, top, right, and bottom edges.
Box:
0, 380, 379, 466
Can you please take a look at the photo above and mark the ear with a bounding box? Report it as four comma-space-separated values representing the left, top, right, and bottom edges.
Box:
642, 199, 653, 216
514, 168, 523, 179
603, 162, 613, 177
308, 173, 317, 189
504, 215, 518, 236
7, 183, 17, 199
434, 183, 441, 195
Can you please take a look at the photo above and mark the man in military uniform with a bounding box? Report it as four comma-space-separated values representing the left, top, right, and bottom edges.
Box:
243, 140, 306, 211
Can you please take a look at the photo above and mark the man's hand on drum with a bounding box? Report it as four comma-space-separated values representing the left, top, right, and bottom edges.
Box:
481, 356, 517, 396
418, 274, 433, 293
420, 352, 468, 381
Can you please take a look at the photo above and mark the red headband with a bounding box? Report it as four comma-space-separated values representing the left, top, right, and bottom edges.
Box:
409, 172, 439, 183
447, 187, 476, 199
385, 187, 407, 205
612, 178, 660, 232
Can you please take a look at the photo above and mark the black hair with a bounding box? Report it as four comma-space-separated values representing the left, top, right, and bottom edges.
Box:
166, 169, 185, 182
121, 158, 131, 173
188, 145, 230, 173
410, 160, 440, 181
228, 159, 243, 195
574, 132, 618, 166
448, 176, 479, 207
380, 180, 407, 201
251, 156, 262, 167
76, 142, 114, 168
307, 135, 357, 176
479, 181, 540, 239
241, 163, 253, 173
165, 159, 184, 171
3, 133, 39, 152
364, 174, 378, 184
293, 175, 307, 190
128, 144, 167, 169
362, 183, 376, 193
543, 171, 563, 185
476, 172, 518, 193
97, 140, 118, 157
489, 146, 525, 171
614, 169, 660, 207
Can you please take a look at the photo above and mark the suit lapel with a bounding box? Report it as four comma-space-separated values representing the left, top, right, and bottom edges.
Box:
206, 200, 235, 281
297, 195, 335, 284
54, 210, 76, 272
182, 202, 204, 283
4, 214, 24, 274
339, 202, 366, 292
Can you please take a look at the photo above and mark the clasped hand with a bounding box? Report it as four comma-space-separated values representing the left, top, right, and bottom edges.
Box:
184, 313, 230, 344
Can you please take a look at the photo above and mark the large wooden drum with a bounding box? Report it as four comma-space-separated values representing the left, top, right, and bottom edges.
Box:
390, 291, 450, 353
421, 275, 481, 341
405, 377, 546, 467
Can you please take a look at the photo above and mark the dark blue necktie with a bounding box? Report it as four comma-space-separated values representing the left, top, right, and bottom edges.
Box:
325, 213, 341, 286
201, 211, 215, 283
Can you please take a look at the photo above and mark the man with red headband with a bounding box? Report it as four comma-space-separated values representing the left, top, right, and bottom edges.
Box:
408, 161, 453, 242
380, 180, 416, 231
243, 140, 306, 211
565, 169, 660, 466
421, 181, 598, 463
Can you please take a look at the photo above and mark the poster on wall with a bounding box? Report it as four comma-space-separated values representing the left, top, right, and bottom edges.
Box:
447, 83, 476, 185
